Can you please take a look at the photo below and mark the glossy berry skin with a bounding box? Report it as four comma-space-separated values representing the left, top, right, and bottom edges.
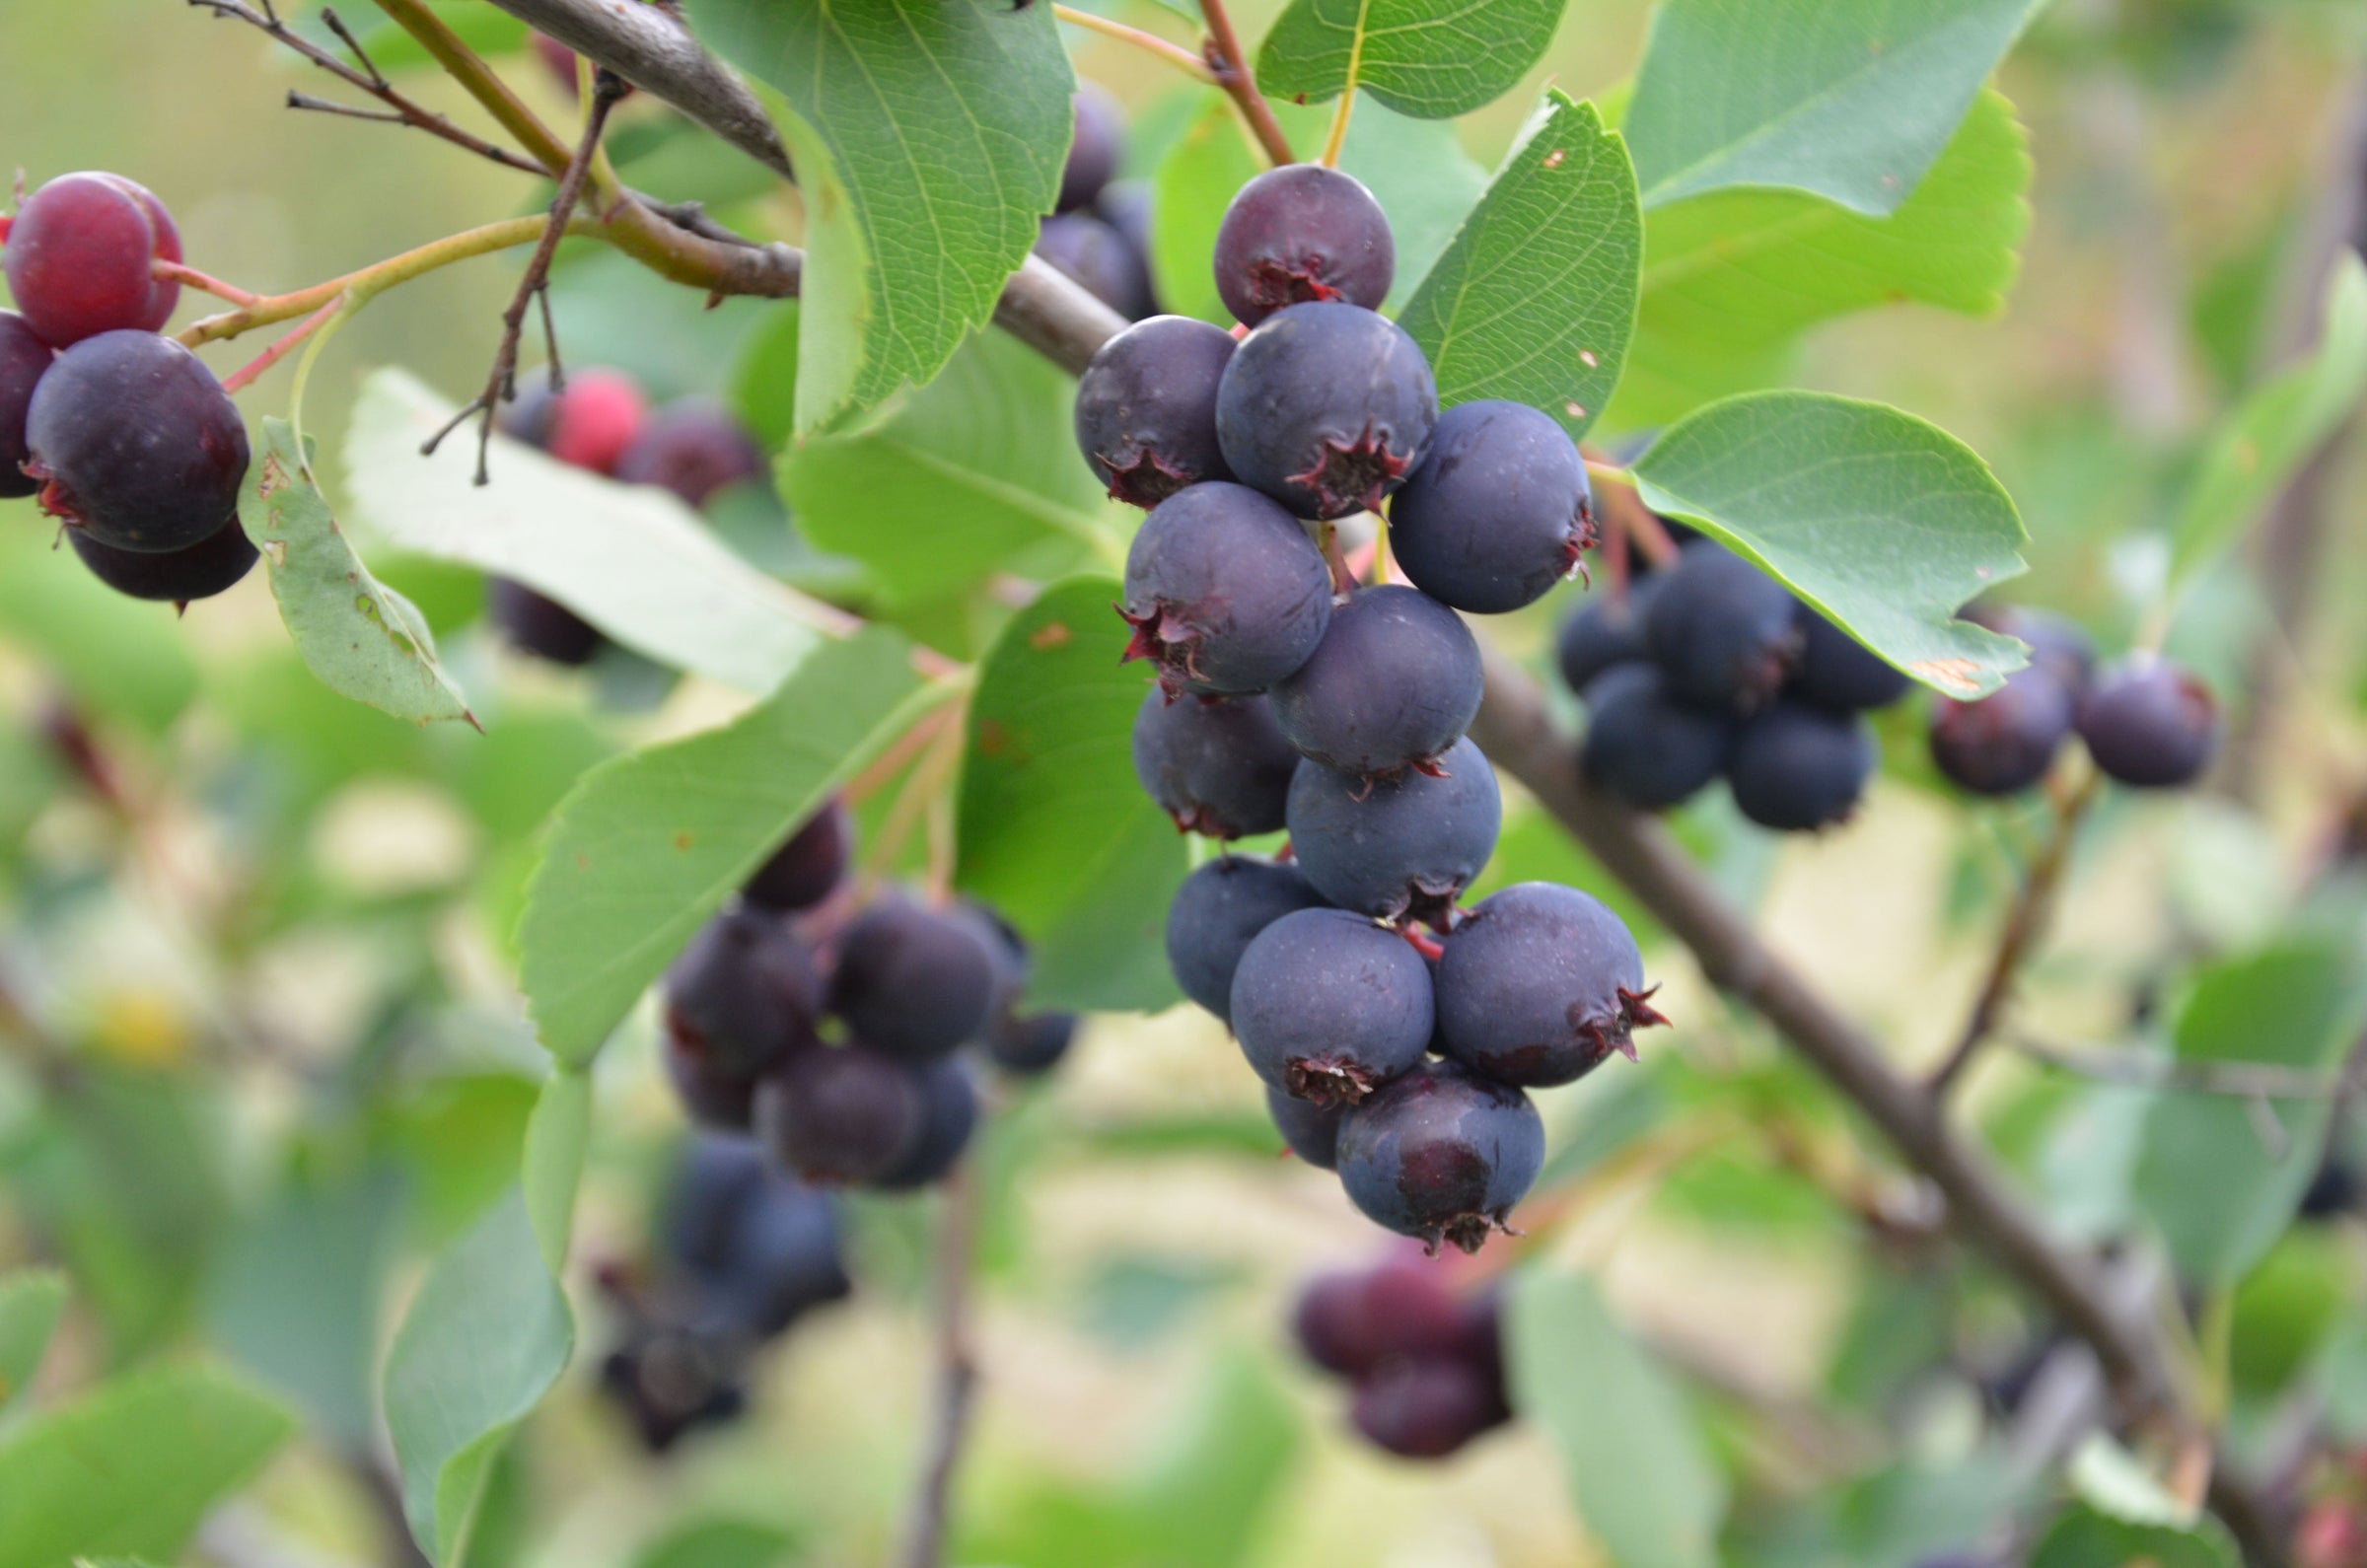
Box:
1270, 585, 1482, 778
1267, 1087, 1345, 1170
1928, 667, 2074, 797
1231, 907, 1434, 1105
1216, 302, 1437, 521
1059, 85, 1124, 213
1793, 607, 1909, 712
1212, 165, 1395, 327
1351, 1357, 1506, 1459
3, 173, 180, 347
663, 1023, 759, 1132
1036, 213, 1155, 321
743, 799, 853, 912
614, 399, 766, 508
1120, 481, 1332, 698
1163, 856, 1330, 1022
1131, 688, 1299, 838
1074, 316, 1236, 509
663, 907, 823, 1077
1334, 1059, 1544, 1253
489, 578, 604, 666
989, 1012, 1078, 1076
1434, 883, 1660, 1089
26, 331, 249, 553
1644, 543, 1801, 712
755, 1043, 927, 1184
0, 313, 53, 498
1386, 400, 1592, 612
827, 896, 1000, 1060
876, 1057, 979, 1189
1286, 737, 1501, 925
2077, 659, 2219, 788
500, 367, 648, 474
1554, 578, 1659, 695
1579, 663, 1734, 811
67, 515, 257, 604
1728, 700, 1877, 831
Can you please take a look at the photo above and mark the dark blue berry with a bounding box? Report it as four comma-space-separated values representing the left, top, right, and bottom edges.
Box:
664, 907, 823, 1077
489, 578, 604, 666
1434, 882, 1662, 1088
1969, 603, 2094, 694
875, 1057, 979, 1190
1231, 907, 1434, 1105
613, 399, 766, 509
1270, 585, 1482, 778
1554, 577, 1660, 695
755, 1042, 927, 1185
1386, 400, 1591, 613
742, 799, 853, 912
1075, 315, 1236, 508
1163, 856, 1330, 1022
1037, 212, 1155, 321
1131, 688, 1299, 839
1120, 480, 1332, 697
989, 1012, 1078, 1076
0, 312, 53, 499
663, 1135, 849, 1334
1216, 302, 1437, 521
1579, 663, 1734, 810
1929, 667, 2074, 796
2077, 658, 2218, 788
67, 516, 256, 604
1727, 699, 1876, 830
1643, 541, 1800, 712
1334, 1059, 1543, 1253
1212, 165, 1395, 327
1792, 606, 1909, 712
1059, 85, 1123, 213
26, 330, 249, 553
1268, 1087, 1346, 1170
664, 1024, 759, 1132
1285, 736, 1501, 924
828, 895, 1000, 1060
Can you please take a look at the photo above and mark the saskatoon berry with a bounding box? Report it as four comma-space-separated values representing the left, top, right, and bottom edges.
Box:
1130, 687, 1299, 838
66, 515, 256, 605
1292, 1257, 1467, 1376
742, 799, 853, 912
26, 330, 249, 554
1216, 301, 1437, 521
613, 399, 766, 508
1386, 400, 1592, 613
1727, 699, 1877, 831
1231, 907, 1434, 1105
1928, 667, 2074, 797
489, 578, 604, 666
1035, 212, 1155, 321
1433, 882, 1662, 1089
1212, 165, 1395, 327
662, 1133, 769, 1277
1270, 585, 1482, 779
600, 1322, 747, 1453
500, 366, 648, 475
1792, 607, 1909, 712
988, 1012, 1078, 1076
1554, 577, 1660, 695
1120, 480, 1332, 698
663, 1022, 760, 1133
3, 172, 180, 347
755, 1042, 927, 1185
1267, 1087, 1346, 1171
1643, 542, 1801, 713
1285, 736, 1501, 925
0, 312, 52, 499
2301, 1157, 2359, 1220
1096, 181, 1162, 315
827, 895, 1000, 1060
1334, 1059, 1544, 1253
876, 1057, 980, 1190
1074, 315, 1235, 509
2076, 658, 2219, 788
664, 1135, 849, 1332
663, 907, 823, 1076
1579, 663, 1734, 811
1058, 85, 1124, 213
1351, 1356, 1506, 1460
1163, 856, 1329, 1022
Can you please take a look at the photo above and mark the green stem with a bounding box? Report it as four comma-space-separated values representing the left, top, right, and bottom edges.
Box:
368, 0, 575, 178
1050, 6, 1216, 83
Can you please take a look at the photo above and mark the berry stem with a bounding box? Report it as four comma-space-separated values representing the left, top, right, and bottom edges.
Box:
897, 1164, 981, 1568
1319, 521, 1359, 595
154, 260, 260, 307
1198, 0, 1296, 167
219, 296, 344, 394
1051, 6, 1217, 83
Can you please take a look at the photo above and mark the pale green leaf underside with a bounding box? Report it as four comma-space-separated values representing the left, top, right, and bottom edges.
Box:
1623, 0, 2045, 214
1399, 92, 1641, 444
519, 628, 933, 1064
0, 1269, 66, 1418
342, 370, 825, 697
244, 419, 472, 727
686, 0, 1072, 433
1614, 88, 2029, 427
1256, 0, 1565, 119
1632, 391, 2028, 698
521, 1067, 593, 1276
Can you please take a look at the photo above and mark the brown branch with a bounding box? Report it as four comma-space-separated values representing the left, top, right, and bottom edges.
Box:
898, 1165, 980, 1568
1198, 0, 1296, 167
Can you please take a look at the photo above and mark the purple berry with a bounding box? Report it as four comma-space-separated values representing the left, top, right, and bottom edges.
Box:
1579, 662, 1734, 811
1216, 302, 1437, 521
1163, 856, 1330, 1022
1268, 1087, 1346, 1170
1270, 584, 1482, 779
755, 1042, 928, 1184
663, 1024, 759, 1133
1036, 212, 1155, 321
1231, 907, 1434, 1105
1350, 1356, 1506, 1459
1058, 85, 1124, 214
664, 1134, 849, 1333
663, 907, 823, 1077
2077, 658, 2219, 788
66, 516, 256, 605
1386, 400, 1592, 613
1434, 882, 1663, 1089
26, 330, 249, 553
1119, 480, 1332, 698
1643, 542, 1801, 713
1554, 577, 1660, 695
827, 895, 1001, 1060
613, 399, 766, 509
988, 1012, 1078, 1076
1074, 315, 1236, 509
1968, 603, 2094, 694
1929, 666, 2074, 796
743, 799, 853, 912
499, 366, 649, 474
1292, 1257, 1467, 1375
1333, 1059, 1544, 1253
489, 578, 604, 666
1285, 737, 1500, 925
1131, 688, 1300, 839
875, 1057, 980, 1190
1212, 165, 1395, 326
0, 312, 53, 498
1727, 699, 1877, 831
3, 173, 180, 347
1792, 607, 1908, 712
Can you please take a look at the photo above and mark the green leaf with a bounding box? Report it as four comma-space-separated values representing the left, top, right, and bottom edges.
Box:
1631, 391, 2028, 698
0, 523, 196, 735
242, 419, 473, 726
520, 627, 936, 1063
1509, 1270, 1725, 1568
685, 0, 1072, 433
384, 1190, 573, 1567
2170, 253, 2367, 589
1399, 93, 1641, 444
783, 333, 1125, 604
521, 1067, 592, 1276
342, 369, 825, 696
1256, 0, 1564, 119
632, 1520, 796, 1568
0, 1364, 292, 1568
957, 578, 1186, 1013
0, 1270, 66, 1417
2133, 939, 2367, 1287
2030, 1506, 2238, 1568
1623, 0, 2045, 214
1615, 89, 2030, 427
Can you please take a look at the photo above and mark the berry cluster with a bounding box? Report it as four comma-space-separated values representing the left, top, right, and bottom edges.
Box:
1034, 87, 1158, 321
1929, 605, 2220, 795
1080, 163, 1661, 1253
660, 798, 1075, 1191
598, 1133, 849, 1452
0, 172, 258, 606
1557, 536, 1910, 828
491, 365, 768, 665
1292, 1251, 1511, 1460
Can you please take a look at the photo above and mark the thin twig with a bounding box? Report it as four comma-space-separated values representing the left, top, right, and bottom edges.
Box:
1050, 5, 1215, 83
154, 258, 260, 306
898, 1166, 980, 1568
220, 296, 344, 393
1197, 0, 1295, 167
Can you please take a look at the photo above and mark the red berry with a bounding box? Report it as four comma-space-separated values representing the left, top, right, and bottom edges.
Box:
4, 173, 180, 347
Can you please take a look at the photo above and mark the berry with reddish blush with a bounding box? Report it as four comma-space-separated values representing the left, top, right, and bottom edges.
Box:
67, 516, 256, 605
1212, 165, 1395, 326
1434, 882, 1662, 1089
2077, 658, 2219, 788
1727, 699, 1877, 831
1270, 585, 1483, 779
1216, 302, 1437, 521
1284, 737, 1501, 925
25, 330, 249, 553
662, 906, 823, 1077
1074, 315, 1235, 508
614, 399, 766, 508
1130, 688, 1299, 839
755, 1042, 928, 1185
3, 172, 181, 346
1119, 480, 1332, 697
1163, 856, 1330, 1022
742, 799, 853, 912
1351, 1356, 1507, 1459
1928, 666, 2074, 796
1291, 1257, 1468, 1376
1334, 1059, 1544, 1252
500, 367, 649, 475
1230, 907, 1434, 1105
0, 312, 53, 498
1579, 662, 1734, 811
1387, 399, 1593, 613
827, 895, 1001, 1060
